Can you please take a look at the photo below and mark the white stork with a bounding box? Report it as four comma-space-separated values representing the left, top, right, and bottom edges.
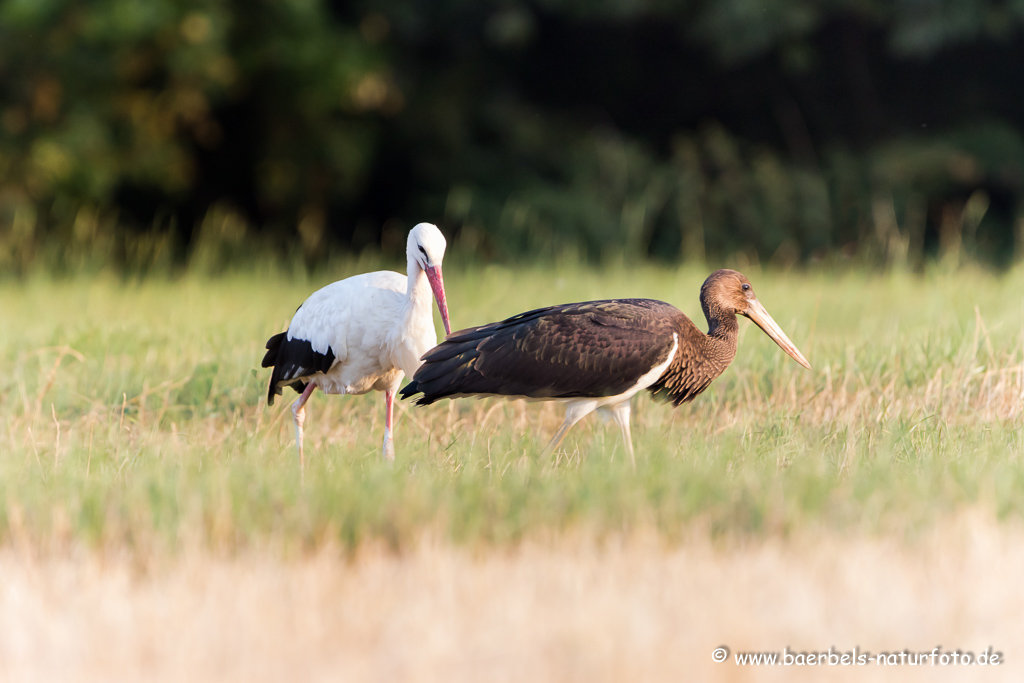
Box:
262, 222, 451, 466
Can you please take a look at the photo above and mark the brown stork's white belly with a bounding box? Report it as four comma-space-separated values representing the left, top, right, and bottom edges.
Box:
563, 333, 679, 423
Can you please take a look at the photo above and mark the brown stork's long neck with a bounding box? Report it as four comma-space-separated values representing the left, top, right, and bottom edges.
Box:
649, 307, 739, 407
701, 308, 739, 371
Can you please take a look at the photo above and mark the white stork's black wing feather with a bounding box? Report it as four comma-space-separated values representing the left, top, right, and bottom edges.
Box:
262, 332, 336, 405
401, 299, 682, 404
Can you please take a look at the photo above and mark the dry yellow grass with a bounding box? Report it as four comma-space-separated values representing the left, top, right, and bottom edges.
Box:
2, 511, 1021, 683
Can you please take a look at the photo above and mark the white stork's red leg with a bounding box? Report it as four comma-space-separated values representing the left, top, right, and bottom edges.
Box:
292, 382, 317, 472
609, 402, 636, 469
382, 386, 397, 461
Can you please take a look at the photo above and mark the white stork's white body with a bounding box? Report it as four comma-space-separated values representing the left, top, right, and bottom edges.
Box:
287, 270, 438, 395
263, 223, 451, 466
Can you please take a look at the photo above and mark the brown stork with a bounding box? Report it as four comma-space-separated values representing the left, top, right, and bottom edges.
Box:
399, 269, 810, 466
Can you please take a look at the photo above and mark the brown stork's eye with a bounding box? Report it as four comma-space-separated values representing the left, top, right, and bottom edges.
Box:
741, 283, 750, 291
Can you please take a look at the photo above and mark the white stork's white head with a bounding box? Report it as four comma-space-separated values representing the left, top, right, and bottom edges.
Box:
407, 223, 452, 336
408, 222, 447, 270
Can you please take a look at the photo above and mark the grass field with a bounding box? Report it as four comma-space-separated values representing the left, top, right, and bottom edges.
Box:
2, 261, 1023, 680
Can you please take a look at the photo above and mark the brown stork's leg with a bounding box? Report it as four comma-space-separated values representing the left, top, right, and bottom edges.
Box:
543, 420, 574, 456
609, 402, 636, 469
542, 399, 598, 458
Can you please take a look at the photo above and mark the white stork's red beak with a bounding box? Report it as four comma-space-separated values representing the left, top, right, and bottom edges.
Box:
424, 265, 452, 336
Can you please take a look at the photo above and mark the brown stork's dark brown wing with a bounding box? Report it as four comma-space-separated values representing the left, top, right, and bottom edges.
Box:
400, 299, 682, 405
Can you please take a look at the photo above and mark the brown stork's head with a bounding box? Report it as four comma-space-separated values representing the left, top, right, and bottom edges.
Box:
700, 269, 811, 370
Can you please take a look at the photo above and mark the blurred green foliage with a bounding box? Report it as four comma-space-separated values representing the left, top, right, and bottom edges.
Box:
2, 0, 1024, 272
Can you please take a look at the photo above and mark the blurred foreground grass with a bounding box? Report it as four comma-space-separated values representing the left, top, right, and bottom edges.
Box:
1, 262, 1023, 553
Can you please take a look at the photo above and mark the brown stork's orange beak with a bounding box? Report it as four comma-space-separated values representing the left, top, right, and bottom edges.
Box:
743, 299, 811, 370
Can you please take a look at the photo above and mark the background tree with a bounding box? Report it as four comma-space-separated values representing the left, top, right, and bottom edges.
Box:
2, 0, 1023, 271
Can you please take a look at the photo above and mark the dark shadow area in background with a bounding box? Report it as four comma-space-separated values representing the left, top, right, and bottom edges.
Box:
5, 3, 1024, 269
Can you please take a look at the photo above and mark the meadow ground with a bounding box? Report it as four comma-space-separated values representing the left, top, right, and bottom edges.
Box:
1, 261, 1023, 680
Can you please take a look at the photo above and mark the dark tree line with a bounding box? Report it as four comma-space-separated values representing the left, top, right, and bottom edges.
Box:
2, 0, 1024, 270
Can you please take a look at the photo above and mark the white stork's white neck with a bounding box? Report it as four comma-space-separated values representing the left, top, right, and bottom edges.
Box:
403, 257, 433, 320
381, 256, 439, 378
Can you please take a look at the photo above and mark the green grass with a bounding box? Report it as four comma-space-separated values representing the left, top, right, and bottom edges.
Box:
2, 262, 1023, 553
